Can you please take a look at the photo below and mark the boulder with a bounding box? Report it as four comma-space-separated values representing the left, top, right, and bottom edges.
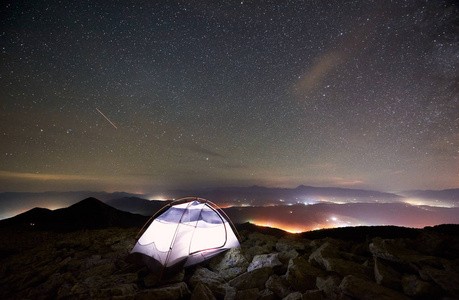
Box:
373, 258, 402, 290
316, 275, 341, 299
248, 253, 282, 272
259, 288, 276, 300
243, 245, 272, 262
276, 238, 307, 252
223, 285, 237, 300
94, 283, 137, 298
265, 274, 290, 298
134, 282, 191, 300
190, 282, 217, 300
143, 269, 184, 287
421, 266, 459, 298
339, 275, 410, 300
236, 288, 260, 300
242, 232, 277, 261
370, 238, 443, 270
302, 289, 325, 300
308, 241, 339, 268
79, 262, 116, 279
282, 291, 303, 300
309, 241, 371, 279
209, 247, 249, 280
189, 267, 227, 297
284, 255, 326, 292
228, 266, 274, 290
278, 249, 300, 265
27, 272, 76, 300
401, 274, 439, 298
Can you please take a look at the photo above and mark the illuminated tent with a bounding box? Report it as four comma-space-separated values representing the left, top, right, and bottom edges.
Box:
129, 197, 240, 274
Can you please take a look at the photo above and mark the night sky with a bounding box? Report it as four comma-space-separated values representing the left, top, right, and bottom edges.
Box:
1, 0, 458, 194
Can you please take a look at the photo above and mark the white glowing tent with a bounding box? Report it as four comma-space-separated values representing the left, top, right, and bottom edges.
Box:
129, 197, 240, 273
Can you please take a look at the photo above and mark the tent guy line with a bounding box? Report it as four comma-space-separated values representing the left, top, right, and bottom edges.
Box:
96, 108, 118, 129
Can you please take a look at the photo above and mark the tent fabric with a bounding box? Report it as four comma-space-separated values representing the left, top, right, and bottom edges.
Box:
130, 197, 240, 272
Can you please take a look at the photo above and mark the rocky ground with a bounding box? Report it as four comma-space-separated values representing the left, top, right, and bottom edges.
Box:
0, 224, 458, 300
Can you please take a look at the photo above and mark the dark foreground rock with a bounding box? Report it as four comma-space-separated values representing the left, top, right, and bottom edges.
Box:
1, 224, 458, 299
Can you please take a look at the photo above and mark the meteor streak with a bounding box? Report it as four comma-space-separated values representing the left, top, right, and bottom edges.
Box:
96, 108, 118, 129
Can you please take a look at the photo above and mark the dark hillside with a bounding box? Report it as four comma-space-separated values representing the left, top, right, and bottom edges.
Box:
0, 197, 148, 232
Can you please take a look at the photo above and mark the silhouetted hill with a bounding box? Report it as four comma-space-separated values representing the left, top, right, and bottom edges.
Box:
106, 197, 171, 216
0, 191, 146, 219
236, 222, 292, 238
0, 197, 148, 232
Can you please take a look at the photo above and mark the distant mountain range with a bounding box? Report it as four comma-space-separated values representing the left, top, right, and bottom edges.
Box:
400, 189, 459, 201
166, 185, 405, 206
0, 186, 458, 221
2, 195, 458, 233
0, 197, 148, 232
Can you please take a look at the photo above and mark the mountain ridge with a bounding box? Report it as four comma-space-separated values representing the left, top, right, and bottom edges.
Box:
0, 197, 148, 232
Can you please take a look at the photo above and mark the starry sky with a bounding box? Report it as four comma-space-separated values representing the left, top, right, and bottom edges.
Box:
1, 0, 458, 194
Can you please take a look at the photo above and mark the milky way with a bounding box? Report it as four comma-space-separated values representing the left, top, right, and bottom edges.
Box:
1, 0, 458, 193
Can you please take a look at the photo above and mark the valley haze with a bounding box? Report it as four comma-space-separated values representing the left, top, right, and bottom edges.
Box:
1, 185, 458, 233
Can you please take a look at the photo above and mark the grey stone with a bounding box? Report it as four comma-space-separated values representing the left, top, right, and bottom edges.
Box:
79, 262, 116, 279
265, 274, 290, 298
374, 258, 402, 290
308, 241, 340, 268
210, 247, 248, 268
276, 238, 307, 252
189, 267, 227, 297
134, 282, 191, 300
279, 249, 300, 265
309, 241, 371, 279
248, 253, 282, 272
95, 283, 137, 298
223, 285, 237, 300
284, 255, 326, 292
421, 266, 459, 298
190, 282, 217, 300
339, 275, 410, 300
209, 247, 249, 280
259, 288, 276, 300
228, 266, 274, 290
402, 274, 439, 297
236, 288, 259, 300
316, 275, 341, 300
302, 289, 325, 300
282, 291, 303, 300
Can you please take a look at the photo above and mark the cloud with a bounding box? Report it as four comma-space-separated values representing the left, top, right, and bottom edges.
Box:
330, 177, 365, 186
294, 50, 345, 96
0, 170, 103, 181
184, 143, 224, 158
